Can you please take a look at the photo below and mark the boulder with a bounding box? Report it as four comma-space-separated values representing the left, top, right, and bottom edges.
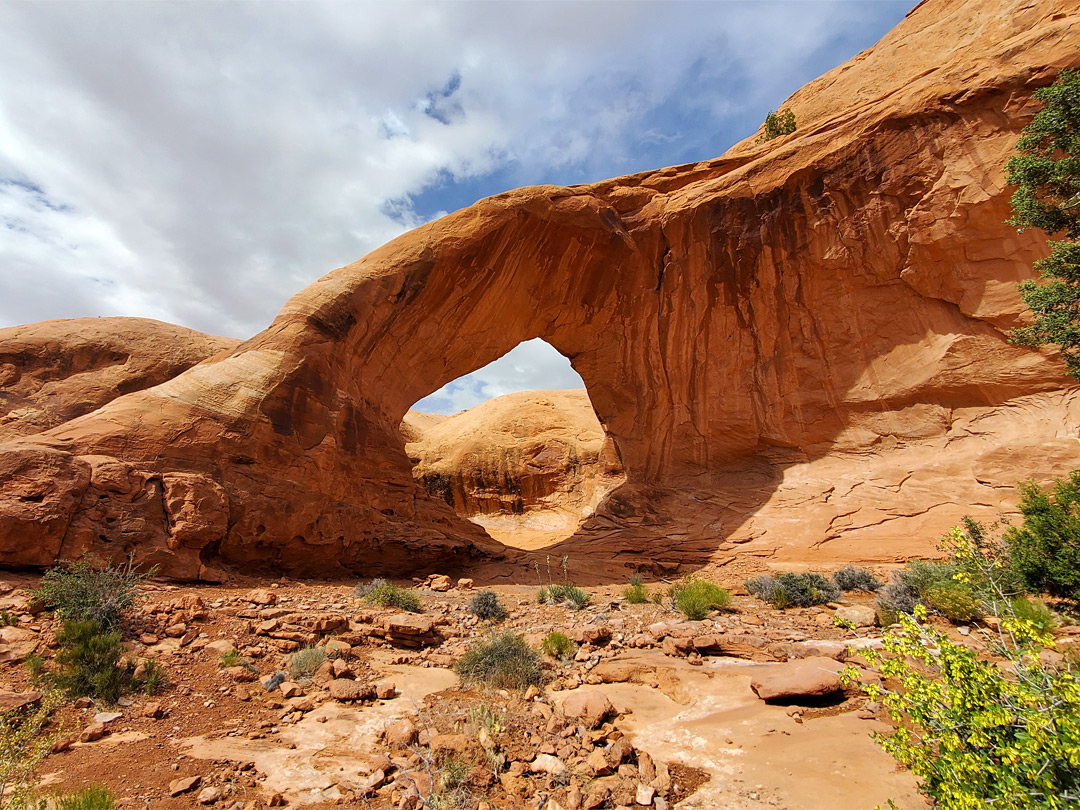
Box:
558, 690, 615, 729
750, 657, 846, 703
328, 679, 376, 702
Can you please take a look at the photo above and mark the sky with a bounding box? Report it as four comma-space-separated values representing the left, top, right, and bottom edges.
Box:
0, 0, 913, 414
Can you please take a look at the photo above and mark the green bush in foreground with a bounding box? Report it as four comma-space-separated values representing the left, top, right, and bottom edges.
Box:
1011, 596, 1058, 633
0, 689, 62, 809
540, 631, 575, 660
34, 554, 154, 632
1005, 472, 1080, 603
847, 603, 1080, 810
356, 579, 422, 613
845, 523, 1080, 809
53, 620, 133, 703
455, 631, 542, 690
669, 577, 731, 620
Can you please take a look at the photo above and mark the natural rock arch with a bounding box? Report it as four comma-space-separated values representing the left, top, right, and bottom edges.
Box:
1, 0, 1079, 580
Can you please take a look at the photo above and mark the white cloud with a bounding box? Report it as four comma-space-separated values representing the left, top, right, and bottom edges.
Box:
0, 0, 910, 405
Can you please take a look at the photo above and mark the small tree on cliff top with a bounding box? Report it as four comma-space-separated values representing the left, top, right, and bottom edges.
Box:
1007, 66, 1080, 379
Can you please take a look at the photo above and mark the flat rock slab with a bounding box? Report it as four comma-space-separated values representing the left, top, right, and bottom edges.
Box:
558, 689, 615, 729
750, 656, 845, 703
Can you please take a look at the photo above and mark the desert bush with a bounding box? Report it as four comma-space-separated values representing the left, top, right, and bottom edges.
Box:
922, 580, 982, 622
0, 689, 62, 809
455, 631, 542, 690
24, 654, 45, 686
746, 572, 839, 609
540, 631, 575, 660
53, 620, 133, 703
289, 646, 327, 679
623, 574, 649, 605
431, 754, 472, 810
876, 560, 958, 622
832, 565, 882, 592
669, 577, 731, 620
469, 590, 507, 622
0, 611, 14, 628
34, 554, 154, 632
220, 649, 243, 668
357, 579, 422, 613
1005, 472, 1080, 603
136, 659, 168, 696
1011, 596, 1058, 633
759, 108, 796, 141
51, 784, 117, 810
538, 583, 590, 610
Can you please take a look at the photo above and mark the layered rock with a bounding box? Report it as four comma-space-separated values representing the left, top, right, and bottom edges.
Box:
0, 317, 238, 442
403, 390, 625, 547
1, 0, 1078, 578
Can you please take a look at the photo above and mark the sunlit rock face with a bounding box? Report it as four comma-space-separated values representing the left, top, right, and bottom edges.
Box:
403, 391, 626, 548
1, 0, 1078, 579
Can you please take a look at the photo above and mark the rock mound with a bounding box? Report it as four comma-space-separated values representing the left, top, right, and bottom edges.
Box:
404, 390, 625, 547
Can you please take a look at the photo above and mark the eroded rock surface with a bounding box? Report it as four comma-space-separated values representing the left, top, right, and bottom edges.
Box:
1, 0, 1079, 578
404, 390, 625, 547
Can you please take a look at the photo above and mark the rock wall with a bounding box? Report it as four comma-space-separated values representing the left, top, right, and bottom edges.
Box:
1, 0, 1079, 579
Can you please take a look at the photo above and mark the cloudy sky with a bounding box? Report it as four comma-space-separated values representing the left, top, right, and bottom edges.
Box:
0, 0, 911, 414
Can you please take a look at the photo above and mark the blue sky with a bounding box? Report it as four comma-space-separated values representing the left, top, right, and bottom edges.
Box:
0, 1, 913, 414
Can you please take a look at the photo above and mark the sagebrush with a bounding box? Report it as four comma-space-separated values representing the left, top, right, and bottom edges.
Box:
455, 631, 542, 689
469, 590, 507, 622
668, 577, 731, 620
34, 555, 154, 632
356, 579, 422, 613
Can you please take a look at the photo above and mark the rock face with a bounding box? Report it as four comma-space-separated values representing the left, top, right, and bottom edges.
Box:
404, 390, 625, 546
0, 317, 238, 443
1, 0, 1079, 578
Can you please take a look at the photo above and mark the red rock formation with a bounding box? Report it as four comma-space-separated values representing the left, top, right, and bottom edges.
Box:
404, 391, 625, 548
1, 0, 1078, 579
0, 318, 238, 442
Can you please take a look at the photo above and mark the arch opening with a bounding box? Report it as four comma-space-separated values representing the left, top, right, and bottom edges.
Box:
399, 339, 626, 549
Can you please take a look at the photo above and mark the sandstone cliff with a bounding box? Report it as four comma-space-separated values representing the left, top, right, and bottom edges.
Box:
1, 0, 1078, 579
404, 391, 625, 548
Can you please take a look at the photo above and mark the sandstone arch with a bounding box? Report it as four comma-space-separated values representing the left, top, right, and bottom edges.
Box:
2, 0, 1080, 580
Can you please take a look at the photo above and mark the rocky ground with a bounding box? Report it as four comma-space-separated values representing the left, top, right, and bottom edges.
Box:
8, 566, 1068, 810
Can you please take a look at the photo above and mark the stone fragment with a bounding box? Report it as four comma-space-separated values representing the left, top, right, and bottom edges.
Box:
79, 722, 106, 743
529, 754, 567, 776
205, 639, 236, 657
385, 718, 418, 746
169, 775, 202, 796
429, 574, 452, 592
375, 681, 397, 699
834, 605, 877, 628
636, 783, 656, 806
457, 578, 474, 590
246, 589, 277, 606
750, 657, 845, 703
328, 679, 376, 701
197, 786, 221, 804
0, 690, 40, 711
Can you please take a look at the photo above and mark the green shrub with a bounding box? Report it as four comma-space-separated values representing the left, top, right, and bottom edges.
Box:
34, 554, 154, 632
0, 610, 15, 627
623, 574, 649, 605
24, 653, 45, 685
53, 620, 133, 703
876, 560, 958, 621
136, 660, 168, 696
746, 572, 840, 608
538, 583, 590, 610
52, 784, 117, 810
1011, 596, 1058, 633
669, 577, 731, 620
848, 606, 1080, 808
759, 108, 796, 141
455, 631, 542, 690
288, 646, 327, 679
832, 565, 882, 592
357, 579, 422, 613
469, 591, 507, 622
540, 631, 575, 660
922, 581, 982, 622
220, 649, 243, 668
1005, 472, 1080, 603
0, 689, 62, 809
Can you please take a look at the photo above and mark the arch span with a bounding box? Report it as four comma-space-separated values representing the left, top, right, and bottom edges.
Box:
2, 0, 1079, 579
